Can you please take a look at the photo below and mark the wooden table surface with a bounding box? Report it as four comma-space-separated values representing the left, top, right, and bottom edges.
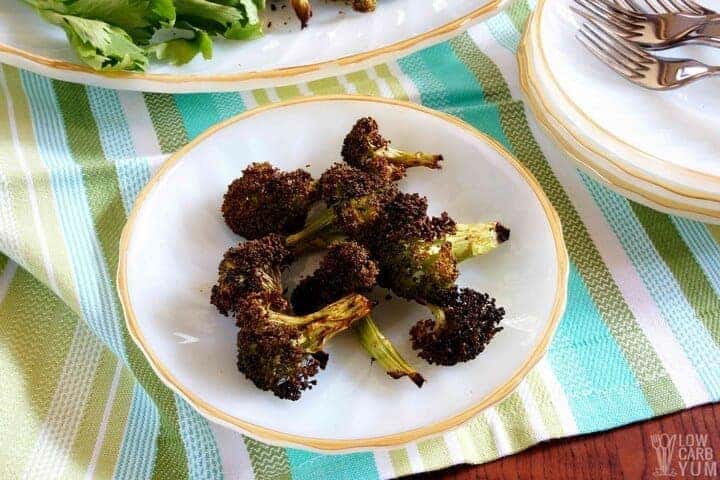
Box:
412, 403, 720, 479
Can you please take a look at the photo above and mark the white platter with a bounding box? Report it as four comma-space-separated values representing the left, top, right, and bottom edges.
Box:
519, 0, 720, 223
0, 0, 507, 93
117, 96, 568, 451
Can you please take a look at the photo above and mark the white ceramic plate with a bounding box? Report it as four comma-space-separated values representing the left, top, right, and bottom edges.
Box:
117, 96, 568, 452
519, 0, 720, 223
0, 0, 507, 93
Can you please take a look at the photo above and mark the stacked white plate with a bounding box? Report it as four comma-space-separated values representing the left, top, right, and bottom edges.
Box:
519, 0, 720, 223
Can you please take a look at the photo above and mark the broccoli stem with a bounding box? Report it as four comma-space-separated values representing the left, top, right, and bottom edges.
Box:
354, 316, 425, 388
375, 146, 443, 169
285, 207, 338, 250
420, 222, 509, 269
269, 293, 371, 326
285, 196, 383, 253
302, 221, 509, 261
427, 305, 446, 328
269, 294, 372, 352
446, 222, 510, 263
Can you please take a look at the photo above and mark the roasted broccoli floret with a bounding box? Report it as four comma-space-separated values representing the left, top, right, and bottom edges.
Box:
377, 219, 509, 303
291, 241, 379, 314
410, 287, 504, 366
342, 117, 443, 181
285, 164, 398, 250
289, 186, 509, 303
291, 0, 312, 28
352, 0, 377, 12
362, 192, 508, 303
210, 234, 292, 316
236, 292, 373, 400
360, 192, 456, 255
291, 241, 425, 387
222, 162, 316, 240
378, 224, 509, 303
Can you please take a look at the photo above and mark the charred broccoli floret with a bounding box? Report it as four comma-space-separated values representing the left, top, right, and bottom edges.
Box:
285, 164, 398, 249
342, 117, 443, 181
210, 234, 292, 316
291, 241, 379, 315
352, 0, 377, 12
379, 226, 507, 302
377, 220, 510, 303
410, 287, 505, 366
236, 292, 373, 400
291, 0, 312, 28
222, 162, 316, 240
364, 192, 508, 303
291, 242, 425, 387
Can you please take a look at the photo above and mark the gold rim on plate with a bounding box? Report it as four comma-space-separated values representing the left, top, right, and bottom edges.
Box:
518, 27, 720, 221
0, 1, 503, 86
529, 0, 720, 204
116, 95, 569, 452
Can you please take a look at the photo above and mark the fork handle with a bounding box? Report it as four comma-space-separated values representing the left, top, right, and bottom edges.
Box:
690, 20, 720, 41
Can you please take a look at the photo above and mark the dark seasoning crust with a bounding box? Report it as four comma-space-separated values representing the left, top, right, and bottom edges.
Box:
210, 234, 291, 316
221, 162, 316, 240
211, 116, 510, 400
291, 241, 379, 315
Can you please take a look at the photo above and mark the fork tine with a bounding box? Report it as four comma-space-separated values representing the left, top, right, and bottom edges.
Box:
577, 27, 642, 79
617, 0, 649, 11
585, 18, 657, 63
579, 22, 648, 70
620, 0, 688, 13
580, 0, 645, 21
667, 0, 688, 13
640, 0, 663, 13
656, 0, 682, 12
611, 0, 638, 9
571, 1, 638, 36
575, 0, 644, 30
675, 0, 711, 14
581, 21, 651, 70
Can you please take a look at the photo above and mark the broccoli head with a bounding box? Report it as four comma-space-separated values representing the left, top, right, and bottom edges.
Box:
363, 192, 456, 302
292, 241, 379, 315
222, 162, 316, 240
410, 287, 505, 366
285, 164, 398, 249
210, 234, 292, 316
290, 241, 425, 387
379, 239, 458, 305
352, 0, 377, 12
236, 292, 373, 400
365, 193, 510, 303
378, 222, 509, 304
342, 117, 443, 181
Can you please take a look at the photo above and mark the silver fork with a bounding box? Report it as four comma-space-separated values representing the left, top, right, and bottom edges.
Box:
577, 18, 720, 89
572, 0, 720, 48
618, 0, 720, 41
616, 0, 713, 15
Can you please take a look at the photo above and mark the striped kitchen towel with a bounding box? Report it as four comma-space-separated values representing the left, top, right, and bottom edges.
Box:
1, 1, 719, 478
